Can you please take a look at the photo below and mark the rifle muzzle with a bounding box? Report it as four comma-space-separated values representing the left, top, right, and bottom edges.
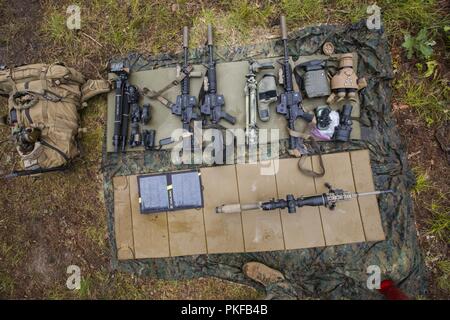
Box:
207, 24, 213, 45
183, 26, 189, 48
280, 16, 288, 40
216, 203, 260, 213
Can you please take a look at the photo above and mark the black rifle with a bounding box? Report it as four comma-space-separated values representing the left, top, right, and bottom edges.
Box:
170, 27, 200, 150
110, 62, 129, 153
200, 24, 236, 125
276, 16, 313, 154
216, 183, 393, 214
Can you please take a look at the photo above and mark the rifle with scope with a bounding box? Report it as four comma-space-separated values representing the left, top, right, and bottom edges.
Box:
216, 183, 393, 214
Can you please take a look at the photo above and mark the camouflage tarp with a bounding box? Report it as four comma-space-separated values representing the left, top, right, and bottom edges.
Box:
102, 20, 426, 299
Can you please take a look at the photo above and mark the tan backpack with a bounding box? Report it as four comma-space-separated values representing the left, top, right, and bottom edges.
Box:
0, 63, 110, 177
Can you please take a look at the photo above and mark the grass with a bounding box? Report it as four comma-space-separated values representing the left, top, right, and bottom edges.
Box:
412, 167, 433, 195
437, 260, 450, 292
0, 272, 15, 297
412, 167, 449, 242
0, 243, 25, 268
280, 0, 325, 26
189, 2, 276, 49
425, 192, 450, 243
333, 0, 368, 23
394, 74, 449, 126
380, 0, 448, 38
227, 0, 274, 33
85, 225, 107, 248
42, 11, 70, 42
41, 0, 197, 63
45, 269, 262, 300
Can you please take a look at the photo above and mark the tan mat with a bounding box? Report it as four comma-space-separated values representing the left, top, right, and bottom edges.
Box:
106, 53, 361, 152
113, 149, 384, 260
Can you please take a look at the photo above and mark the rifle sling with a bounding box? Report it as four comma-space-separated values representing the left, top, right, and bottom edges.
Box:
3, 164, 68, 178
297, 138, 326, 178
141, 65, 193, 104
286, 127, 325, 178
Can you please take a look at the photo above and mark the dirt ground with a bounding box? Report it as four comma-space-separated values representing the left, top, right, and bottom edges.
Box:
0, 0, 448, 299
392, 108, 449, 299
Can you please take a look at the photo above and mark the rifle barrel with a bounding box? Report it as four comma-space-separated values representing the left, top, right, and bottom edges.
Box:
216, 203, 260, 214
207, 47, 216, 93
207, 24, 213, 45
354, 190, 393, 197
216, 189, 393, 214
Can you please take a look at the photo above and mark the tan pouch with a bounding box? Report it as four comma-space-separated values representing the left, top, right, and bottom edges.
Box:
46, 64, 86, 85
17, 142, 46, 170
81, 79, 111, 102
0, 64, 46, 84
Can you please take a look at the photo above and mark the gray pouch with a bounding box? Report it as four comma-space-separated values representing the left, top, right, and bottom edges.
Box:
296, 60, 330, 98
257, 74, 277, 122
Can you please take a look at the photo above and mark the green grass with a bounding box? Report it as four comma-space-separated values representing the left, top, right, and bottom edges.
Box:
411, 167, 433, 195
44, 269, 262, 300
189, 2, 275, 48
41, 0, 198, 62
0, 233, 25, 297
84, 225, 106, 248
42, 11, 73, 42
0, 243, 25, 268
333, 0, 368, 23
437, 260, 450, 292
227, 0, 275, 34
0, 272, 15, 297
425, 192, 450, 243
411, 168, 449, 244
280, 0, 325, 26
380, 0, 447, 37
394, 74, 449, 126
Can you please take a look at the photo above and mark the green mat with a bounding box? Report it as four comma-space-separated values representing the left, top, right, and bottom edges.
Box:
106, 55, 361, 152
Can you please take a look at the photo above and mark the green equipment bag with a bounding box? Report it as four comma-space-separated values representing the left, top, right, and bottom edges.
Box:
0, 63, 110, 176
